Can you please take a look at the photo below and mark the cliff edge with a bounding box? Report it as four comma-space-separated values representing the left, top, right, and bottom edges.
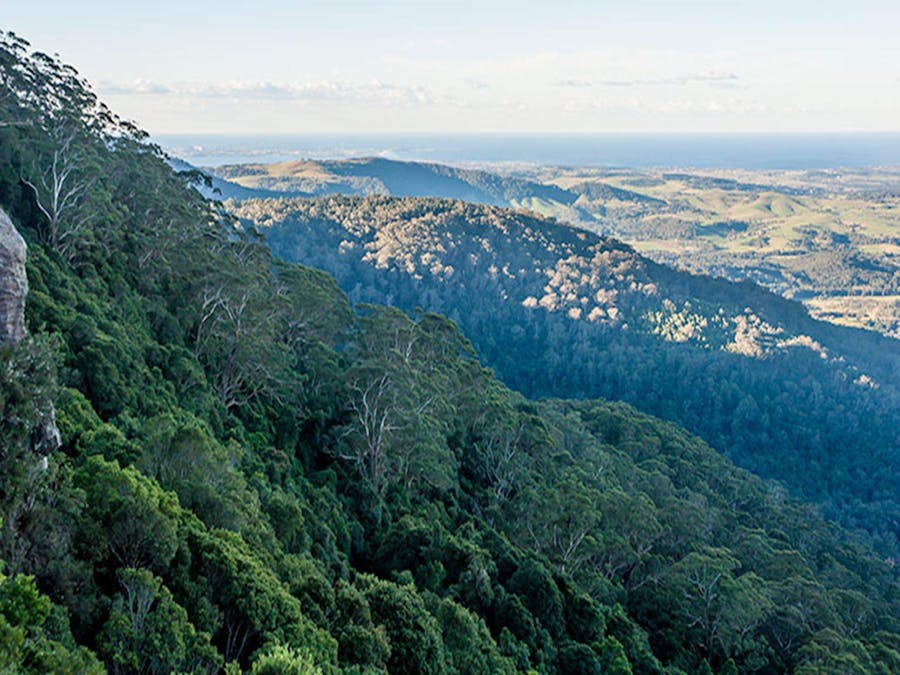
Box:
0, 208, 60, 454
0, 208, 28, 348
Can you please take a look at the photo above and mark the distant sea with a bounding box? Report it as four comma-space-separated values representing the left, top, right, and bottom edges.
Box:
155, 133, 900, 170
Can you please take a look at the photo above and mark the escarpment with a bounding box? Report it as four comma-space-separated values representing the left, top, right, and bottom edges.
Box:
0, 208, 28, 348
1, 207, 60, 455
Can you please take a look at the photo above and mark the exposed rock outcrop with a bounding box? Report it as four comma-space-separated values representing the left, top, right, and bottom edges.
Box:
0, 208, 28, 347
0, 207, 61, 456
32, 414, 62, 456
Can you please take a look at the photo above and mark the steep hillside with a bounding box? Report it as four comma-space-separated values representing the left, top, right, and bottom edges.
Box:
236, 195, 900, 552
3, 29, 900, 674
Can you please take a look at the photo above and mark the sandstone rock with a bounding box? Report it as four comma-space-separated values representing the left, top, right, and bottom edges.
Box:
33, 413, 62, 456
0, 208, 28, 348
0, 208, 60, 456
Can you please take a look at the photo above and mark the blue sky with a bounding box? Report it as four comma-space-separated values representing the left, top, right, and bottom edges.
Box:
5, 1, 899, 134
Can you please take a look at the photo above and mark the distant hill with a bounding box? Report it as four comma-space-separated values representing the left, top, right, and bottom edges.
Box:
235, 195, 900, 551
567, 180, 667, 206
199, 158, 900, 338
660, 172, 817, 196
168, 158, 288, 201
209, 156, 586, 211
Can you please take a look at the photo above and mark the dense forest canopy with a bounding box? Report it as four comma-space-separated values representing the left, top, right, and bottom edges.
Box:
1, 30, 900, 674
234, 195, 900, 555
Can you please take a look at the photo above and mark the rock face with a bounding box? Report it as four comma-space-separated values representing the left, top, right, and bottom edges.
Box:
0, 208, 28, 348
0, 208, 60, 455
32, 415, 62, 456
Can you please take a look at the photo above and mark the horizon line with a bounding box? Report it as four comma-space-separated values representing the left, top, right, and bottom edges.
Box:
153, 130, 900, 137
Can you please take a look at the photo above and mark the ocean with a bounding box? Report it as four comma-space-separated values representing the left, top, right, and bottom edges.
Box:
154, 133, 900, 170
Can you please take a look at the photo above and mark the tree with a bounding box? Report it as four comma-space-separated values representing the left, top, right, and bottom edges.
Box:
188, 527, 337, 668
98, 567, 220, 675
191, 244, 295, 411
333, 307, 456, 494
0, 569, 104, 674
336, 370, 396, 490
518, 476, 602, 576
356, 574, 448, 675
74, 457, 180, 574
20, 118, 99, 256
250, 644, 322, 675
0, 336, 71, 577
657, 548, 773, 669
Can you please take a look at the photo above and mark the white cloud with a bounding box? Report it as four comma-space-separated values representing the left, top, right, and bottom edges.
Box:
597, 72, 740, 87
97, 78, 432, 105
554, 79, 593, 88
97, 79, 172, 95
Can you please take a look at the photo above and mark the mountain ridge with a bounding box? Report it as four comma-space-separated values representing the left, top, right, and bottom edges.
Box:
207, 156, 584, 210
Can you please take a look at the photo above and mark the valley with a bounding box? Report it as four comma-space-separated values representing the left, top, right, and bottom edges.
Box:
211, 160, 900, 338
230, 194, 900, 553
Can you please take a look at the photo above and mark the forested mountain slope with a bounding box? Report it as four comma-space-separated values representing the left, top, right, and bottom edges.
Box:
2, 30, 900, 675
234, 196, 900, 553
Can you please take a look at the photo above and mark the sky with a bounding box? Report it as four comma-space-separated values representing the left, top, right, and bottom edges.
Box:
5, 1, 900, 135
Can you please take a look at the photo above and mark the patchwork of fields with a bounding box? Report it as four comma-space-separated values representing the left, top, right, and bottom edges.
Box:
521, 167, 900, 336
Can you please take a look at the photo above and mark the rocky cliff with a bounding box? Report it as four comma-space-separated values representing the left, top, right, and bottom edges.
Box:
0, 208, 28, 348
0, 208, 60, 455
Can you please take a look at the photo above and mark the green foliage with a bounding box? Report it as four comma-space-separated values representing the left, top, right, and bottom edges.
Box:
0, 569, 104, 674
0, 335, 56, 453
250, 643, 322, 675
188, 527, 338, 668
356, 574, 448, 674
329, 580, 391, 671
74, 456, 180, 574
249, 194, 900, 553
428, 594, 516, 674
556, 641, 604, 675
597, 636, 632, 674
98, 567, 220, 674
0, 336, 65, 570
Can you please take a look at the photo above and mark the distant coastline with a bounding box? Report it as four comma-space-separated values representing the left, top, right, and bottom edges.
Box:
155, 132, 900, 170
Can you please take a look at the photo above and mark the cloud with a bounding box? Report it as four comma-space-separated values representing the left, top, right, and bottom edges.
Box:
597, 72, 740, 87
554, 79, 593, 88
655, 96, 771, 115
97, 78, 432, 105
97, 79, 172, 95
549, 72, 740, 90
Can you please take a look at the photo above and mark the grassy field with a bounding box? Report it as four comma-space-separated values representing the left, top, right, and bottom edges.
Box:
806, 295, 900, 335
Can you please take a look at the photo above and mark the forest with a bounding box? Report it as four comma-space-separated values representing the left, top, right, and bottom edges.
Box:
235, 195, 900, 556
1, 31, 900, 674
